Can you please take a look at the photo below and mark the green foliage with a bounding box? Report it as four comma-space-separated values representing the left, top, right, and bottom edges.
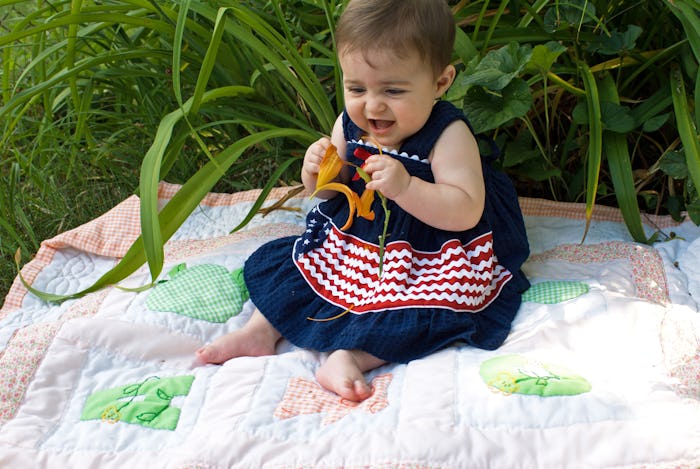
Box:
448, 0, 700, 243
1, 0, 700, 300
0, 0, 340, 297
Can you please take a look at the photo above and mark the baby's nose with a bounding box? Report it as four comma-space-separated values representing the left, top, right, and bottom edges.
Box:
365, 95, 386, 113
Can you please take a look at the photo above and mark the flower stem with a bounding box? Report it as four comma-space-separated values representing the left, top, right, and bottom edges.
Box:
377, 194, 390, 280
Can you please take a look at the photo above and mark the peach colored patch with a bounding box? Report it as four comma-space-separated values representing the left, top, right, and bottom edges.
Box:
274, 373, 392, 425
519, 197, 682, 228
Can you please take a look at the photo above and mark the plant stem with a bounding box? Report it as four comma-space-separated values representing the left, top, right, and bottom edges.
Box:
377, 194, 390, 280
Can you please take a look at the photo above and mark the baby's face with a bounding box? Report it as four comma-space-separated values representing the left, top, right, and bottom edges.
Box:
339, 47, 451, 151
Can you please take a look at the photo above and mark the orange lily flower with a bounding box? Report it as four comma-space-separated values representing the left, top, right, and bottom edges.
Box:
311, 144, 375, 230
316, 143, 344, 186
357, 188, 376, 222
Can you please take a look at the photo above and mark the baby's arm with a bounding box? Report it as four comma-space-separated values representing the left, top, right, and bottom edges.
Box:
301, 115, 348, 198
365, 120, 485, 231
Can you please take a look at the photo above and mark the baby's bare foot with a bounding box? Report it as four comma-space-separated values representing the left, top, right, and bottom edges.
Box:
315, 350, 385, 402
196, 310, 281, 364
196, 328, 276, 364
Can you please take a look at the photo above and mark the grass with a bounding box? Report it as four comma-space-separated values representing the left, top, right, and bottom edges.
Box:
0, 127, 149, 301
2, 0, 700, 303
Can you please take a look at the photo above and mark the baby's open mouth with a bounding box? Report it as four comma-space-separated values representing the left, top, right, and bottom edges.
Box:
370, 119, 394, 131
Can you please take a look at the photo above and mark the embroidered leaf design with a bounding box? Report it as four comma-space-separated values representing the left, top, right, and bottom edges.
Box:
157, 388, 173, 401
122, 384, 141, 396
137, 412, 159, 423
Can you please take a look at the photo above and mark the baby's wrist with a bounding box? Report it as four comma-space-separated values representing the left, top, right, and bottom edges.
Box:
393, 175, 412, 201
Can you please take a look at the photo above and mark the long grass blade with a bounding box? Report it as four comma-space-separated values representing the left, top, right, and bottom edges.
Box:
229, 158, 303, 234
666, 0, 700, 64
579, 62, 603, 243
670, 64, 700, 200
171, 0, 191, 107
190, 7, 229, 115
138, 85, 255, 282
18, 127, 312, 303
0, 13, 174, 47
453, 26, 478, 64
0, 49, 173, 120
597, 74, 648, 243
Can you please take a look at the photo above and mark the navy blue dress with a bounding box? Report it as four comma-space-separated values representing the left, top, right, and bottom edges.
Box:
243, 101, 530, 363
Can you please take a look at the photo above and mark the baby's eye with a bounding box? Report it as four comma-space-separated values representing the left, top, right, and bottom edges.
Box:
385, 88, 405, 96
347, 86, 365, 95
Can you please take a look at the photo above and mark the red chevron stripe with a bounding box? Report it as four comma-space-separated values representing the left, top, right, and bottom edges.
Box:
294, 226, 512, 313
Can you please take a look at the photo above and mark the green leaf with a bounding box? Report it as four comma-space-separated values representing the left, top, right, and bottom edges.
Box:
571, 101, 589, 125
579, 62, 603, 243
600, 102, 636, 133
573, 101, 636, 133
453, 26, 479, 64
525, 41, 567, 76
666, 0, 700, 65
543, 0, 597, 33
642, 113, 670, 132
630, 88, 672, 127
503, 133, 541, 167
463, 78, 533, 133
687, 199, 700, 224
517, 159, 562, 181
598, 73, 648, 243
670, 65, 700, 201
190, 7, 230, 115
659, 151, 689, 179
589, 25, 643, 56
229, 156, 303, 234
460, 42, 533, 91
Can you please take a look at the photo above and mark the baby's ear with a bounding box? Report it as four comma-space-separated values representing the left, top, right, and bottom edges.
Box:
435, 64, 456, 97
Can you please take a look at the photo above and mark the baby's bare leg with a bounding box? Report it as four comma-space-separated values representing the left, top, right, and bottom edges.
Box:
196, 308, 281, 364
315, 349, 387, 402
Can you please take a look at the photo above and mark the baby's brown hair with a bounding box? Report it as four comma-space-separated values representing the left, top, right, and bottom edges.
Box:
335, 0, 455, 77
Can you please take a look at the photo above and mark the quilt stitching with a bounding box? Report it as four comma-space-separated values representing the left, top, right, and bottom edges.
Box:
0, 322, 61, 424
527, 241, 669, 304
2, 184, 699, 467
0, 289, 107, 424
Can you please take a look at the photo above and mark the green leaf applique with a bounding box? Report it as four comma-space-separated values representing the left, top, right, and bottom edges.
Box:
146, 264, 249, 322
522, 280, 590, 304
81, 375, 195, 430
480, 354, 591, 397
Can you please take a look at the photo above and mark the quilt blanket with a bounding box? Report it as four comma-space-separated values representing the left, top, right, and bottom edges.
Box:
1, 182, 699, 468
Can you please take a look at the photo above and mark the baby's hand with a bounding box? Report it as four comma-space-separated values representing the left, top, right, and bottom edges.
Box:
363, 154, 411, 200
303, 137, 331, 180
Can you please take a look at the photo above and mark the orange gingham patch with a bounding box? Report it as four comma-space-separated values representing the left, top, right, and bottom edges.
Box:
158, 181, 309, 207
1, 195, 142, 317
274, 373, 392, 425
519, 197, 681, 228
